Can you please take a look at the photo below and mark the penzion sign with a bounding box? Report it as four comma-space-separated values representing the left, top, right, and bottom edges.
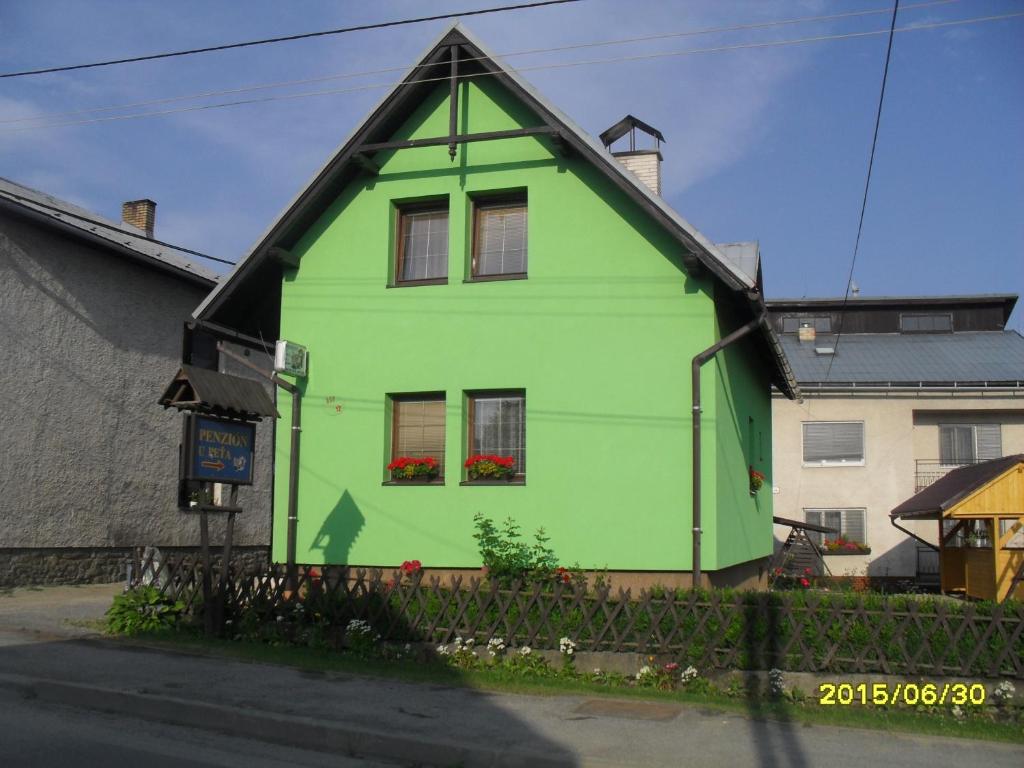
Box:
183, 414, 256, 485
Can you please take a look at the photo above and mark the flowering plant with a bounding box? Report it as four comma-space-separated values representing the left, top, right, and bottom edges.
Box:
464, 454, 515, 481
749, 467, 766, 494
822, 536, 869, 553
387, 456, 439, 481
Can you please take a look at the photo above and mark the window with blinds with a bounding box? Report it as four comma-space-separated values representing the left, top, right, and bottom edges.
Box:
396, 205, 448, 283
900, 313, 952, 333
391, 395, 445, 477
805, 509, 867, 546
802, 422, 864, 465
472, 197, 527, 278
467, 391, 525, 478
939, 423, 1001, 465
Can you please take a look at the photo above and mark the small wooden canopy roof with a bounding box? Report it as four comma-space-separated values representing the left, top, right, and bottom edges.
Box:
158, 365, 279, 421
890, 454, 1024, 520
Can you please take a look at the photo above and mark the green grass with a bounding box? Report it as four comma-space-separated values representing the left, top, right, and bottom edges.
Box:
112, 630, 1024, 744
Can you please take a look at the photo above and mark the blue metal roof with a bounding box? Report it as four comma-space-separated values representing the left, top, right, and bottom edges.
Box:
780, 331, 1024, 385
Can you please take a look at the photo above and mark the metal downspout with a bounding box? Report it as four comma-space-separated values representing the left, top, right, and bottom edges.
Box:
691, 310, 767, 587
889, 515, 939, 551
209, 329, 302, 592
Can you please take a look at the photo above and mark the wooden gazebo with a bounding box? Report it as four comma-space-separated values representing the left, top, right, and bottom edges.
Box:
891, 455, 1024, 603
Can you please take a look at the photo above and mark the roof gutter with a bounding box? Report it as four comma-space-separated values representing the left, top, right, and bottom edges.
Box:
691, 309, 767, 586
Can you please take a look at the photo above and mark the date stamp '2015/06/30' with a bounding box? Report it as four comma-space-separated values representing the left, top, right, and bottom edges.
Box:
818, 682, 986, 706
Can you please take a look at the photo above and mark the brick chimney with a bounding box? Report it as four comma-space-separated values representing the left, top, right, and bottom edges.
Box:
122, 199, 156, 238
599, 115, 665, 196
798, 323, 816, 343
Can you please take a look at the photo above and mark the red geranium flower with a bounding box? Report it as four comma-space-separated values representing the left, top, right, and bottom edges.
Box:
800, 578, 810, 587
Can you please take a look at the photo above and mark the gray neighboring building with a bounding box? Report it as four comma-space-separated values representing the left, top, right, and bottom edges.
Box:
0, 178, 270, 586
768, 294, 1024, 584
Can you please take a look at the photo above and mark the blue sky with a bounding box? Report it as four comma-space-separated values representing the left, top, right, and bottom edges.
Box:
1, 0, 1021, 327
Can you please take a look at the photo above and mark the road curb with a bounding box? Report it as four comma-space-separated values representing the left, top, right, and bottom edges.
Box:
0, 672, 600, 768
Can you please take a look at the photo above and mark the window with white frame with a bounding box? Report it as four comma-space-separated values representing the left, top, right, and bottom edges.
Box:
802, 422, 864, 466
804, 509, 866, 547
998, 518, 1024, 549
939, 423, 1001, 465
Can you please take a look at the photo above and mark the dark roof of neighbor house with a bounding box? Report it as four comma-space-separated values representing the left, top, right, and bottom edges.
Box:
159, 365, 279, 420
890, 455, 1024, 519
193, 23, 798, 400
780, 331, 1024, 386
768, 294, 1018, 327
0, 176, 218, 286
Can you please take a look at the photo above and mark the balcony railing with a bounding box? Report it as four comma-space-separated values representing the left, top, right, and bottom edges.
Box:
914, 459, 986, 493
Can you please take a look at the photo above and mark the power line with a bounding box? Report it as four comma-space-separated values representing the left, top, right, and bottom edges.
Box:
0, 0, 963, 126
0, 190, 234, 265
0, 0, 582, 79
826, 0, 901, 380
4, 9, 1020, 134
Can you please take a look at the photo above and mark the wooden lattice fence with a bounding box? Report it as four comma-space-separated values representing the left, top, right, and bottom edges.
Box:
129, 551, 1024, 679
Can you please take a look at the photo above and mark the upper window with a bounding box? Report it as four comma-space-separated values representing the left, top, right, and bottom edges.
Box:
805, 508, 866, 547
467, 391, 525, 480
396, 203, 448, 284
781, 316, 831, 334
939, 423, 1001, 465
472, 196, 527, 279
900, 313, 952, 333
802, 421, 864, 466
390, 395, 445, 479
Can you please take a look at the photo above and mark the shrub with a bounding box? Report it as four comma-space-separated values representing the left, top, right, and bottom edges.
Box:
106, 587, 186, 636
472, 513, 558, 586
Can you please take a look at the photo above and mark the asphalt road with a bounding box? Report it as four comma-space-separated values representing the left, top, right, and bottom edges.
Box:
0, 686, 395, 768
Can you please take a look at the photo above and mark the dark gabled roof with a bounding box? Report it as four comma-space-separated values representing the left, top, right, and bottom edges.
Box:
193, 24, 798, 400
780, 331, 1024, 386
891, 455, 1024, 519
0, 176, 217, 286
159, 365, 278, 420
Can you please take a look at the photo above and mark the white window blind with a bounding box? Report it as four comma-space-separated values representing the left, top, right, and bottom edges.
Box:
470, 393, 525, 475
802, 422, 864, 465
804, 509, 866, 546
399, 209, 448, 281
939, 423, 1001, 465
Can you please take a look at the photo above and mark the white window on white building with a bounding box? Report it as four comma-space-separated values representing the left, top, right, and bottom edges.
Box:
802, 422, 864, 466
804, 508, 867, 547
939, 423, 1001, 466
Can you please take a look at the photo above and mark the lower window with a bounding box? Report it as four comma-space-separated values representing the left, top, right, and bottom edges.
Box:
805, 508, 866, 549
467, 391, 525, 480
390, 394, 445, 479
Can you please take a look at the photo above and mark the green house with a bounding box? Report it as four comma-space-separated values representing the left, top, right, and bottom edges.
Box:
194, 25, 798, 589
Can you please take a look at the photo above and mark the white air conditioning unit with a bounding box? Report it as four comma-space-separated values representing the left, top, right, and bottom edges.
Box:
274, 340, 308, 377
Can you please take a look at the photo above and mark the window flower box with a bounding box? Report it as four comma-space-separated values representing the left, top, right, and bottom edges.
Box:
387, 456, 440, 482
822, 536, 871, 554
749, 468, 766, 495
465, 454, 515, 481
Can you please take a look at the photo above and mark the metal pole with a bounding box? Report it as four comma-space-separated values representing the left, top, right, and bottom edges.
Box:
215, 341, 301, 595
691, 310, 766, 588
285, 384, 301, 594
448, 45, 459, 159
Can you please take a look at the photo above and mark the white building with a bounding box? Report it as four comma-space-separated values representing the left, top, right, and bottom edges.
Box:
769, 294, 1024, 585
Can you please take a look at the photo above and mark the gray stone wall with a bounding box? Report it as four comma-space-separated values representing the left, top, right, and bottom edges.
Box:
0, 209, 272, 582
0, 546, 269, 587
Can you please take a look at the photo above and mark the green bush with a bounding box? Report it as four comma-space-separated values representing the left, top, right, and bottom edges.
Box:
106, 587, 186, 636
472, 513, 558, 586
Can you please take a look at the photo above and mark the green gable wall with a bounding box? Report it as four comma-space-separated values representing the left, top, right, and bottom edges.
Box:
270, 76, 772, 572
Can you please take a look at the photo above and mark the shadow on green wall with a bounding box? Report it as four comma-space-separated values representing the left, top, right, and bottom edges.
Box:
310, 490, 366, 565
